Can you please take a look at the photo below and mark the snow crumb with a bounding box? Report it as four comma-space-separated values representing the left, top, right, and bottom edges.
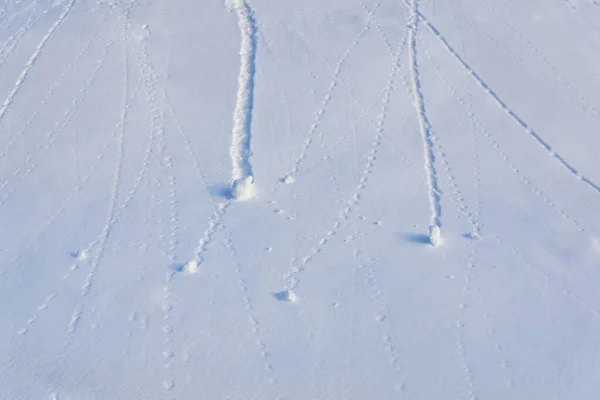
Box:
181, 260, 198, 274
275, 290, 297, 302
429, 225, 441, 247
231, 176, 255, 200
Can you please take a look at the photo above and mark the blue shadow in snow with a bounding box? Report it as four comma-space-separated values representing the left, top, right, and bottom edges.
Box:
208, 184, 232, 199
396, 232, 430, 245
170, 263, 184, 273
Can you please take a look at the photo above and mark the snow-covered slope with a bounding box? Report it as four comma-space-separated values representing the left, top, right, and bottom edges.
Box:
1, 0, 600, 398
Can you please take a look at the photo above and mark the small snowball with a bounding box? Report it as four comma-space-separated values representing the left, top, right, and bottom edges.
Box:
468, 231, 481, 240
76, 249, 88, 261
275, 290, 297, 303
280, 175, 295, 184
181, 260, 198, 274
429, 224, 441, 247
231, 175, 255, 200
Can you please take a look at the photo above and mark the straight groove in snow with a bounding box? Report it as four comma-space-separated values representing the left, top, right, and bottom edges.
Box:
407, 0, 443, 230
184, 0, 259, 269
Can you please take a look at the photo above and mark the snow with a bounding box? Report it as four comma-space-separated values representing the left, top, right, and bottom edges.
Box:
231, 175, 255, 200
73, 249, 88, 261
274, 289, 297, 303
180, 259, 198, 275
1, 0, 600, 398
429, 224, 441, 247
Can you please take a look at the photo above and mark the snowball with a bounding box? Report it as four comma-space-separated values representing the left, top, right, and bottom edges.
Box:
181, 260, 198, 274
75, 249, 88, 261
275, 290, 297, 302
280, 175, 295, 184
429, 224, 441, 247
231, 175, 255, 200
467, 231, 481, 240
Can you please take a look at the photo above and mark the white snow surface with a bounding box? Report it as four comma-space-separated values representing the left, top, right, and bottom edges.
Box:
1, 0, 600, 399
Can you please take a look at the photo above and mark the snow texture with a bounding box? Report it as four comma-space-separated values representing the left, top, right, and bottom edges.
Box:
1, 0, 600, 399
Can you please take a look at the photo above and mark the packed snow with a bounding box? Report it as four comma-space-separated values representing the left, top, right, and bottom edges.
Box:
1, 0, 600, 399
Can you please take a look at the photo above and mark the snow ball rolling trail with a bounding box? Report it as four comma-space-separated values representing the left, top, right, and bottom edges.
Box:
228, 0, 257, 200
407, 0, 443, 241
1, 0, 600, 399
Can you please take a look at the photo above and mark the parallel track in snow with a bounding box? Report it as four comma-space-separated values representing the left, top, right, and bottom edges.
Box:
406, 3, 600, 196
422, 40, 587, 234
283, 25, 410, 293
0, 0, 78, 127
280, 2, 380, 184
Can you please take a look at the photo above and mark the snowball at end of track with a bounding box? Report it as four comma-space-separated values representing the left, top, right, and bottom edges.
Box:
429, 224, 441, 247
181, 260, 198, 274
274, 289, 297, 303
231, 175, 255, 200
280, 175, 295, 184
74, 249, 88, 261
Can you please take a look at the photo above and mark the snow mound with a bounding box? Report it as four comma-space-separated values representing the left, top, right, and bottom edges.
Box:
429, 225, 441, 247
231, 176, 254, 200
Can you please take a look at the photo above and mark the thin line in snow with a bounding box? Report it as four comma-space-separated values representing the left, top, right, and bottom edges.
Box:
0, 0, 78, 127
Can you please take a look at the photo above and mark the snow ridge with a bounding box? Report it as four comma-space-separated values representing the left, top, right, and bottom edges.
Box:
228, 0, 257, 183
408, 0, 443, 230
